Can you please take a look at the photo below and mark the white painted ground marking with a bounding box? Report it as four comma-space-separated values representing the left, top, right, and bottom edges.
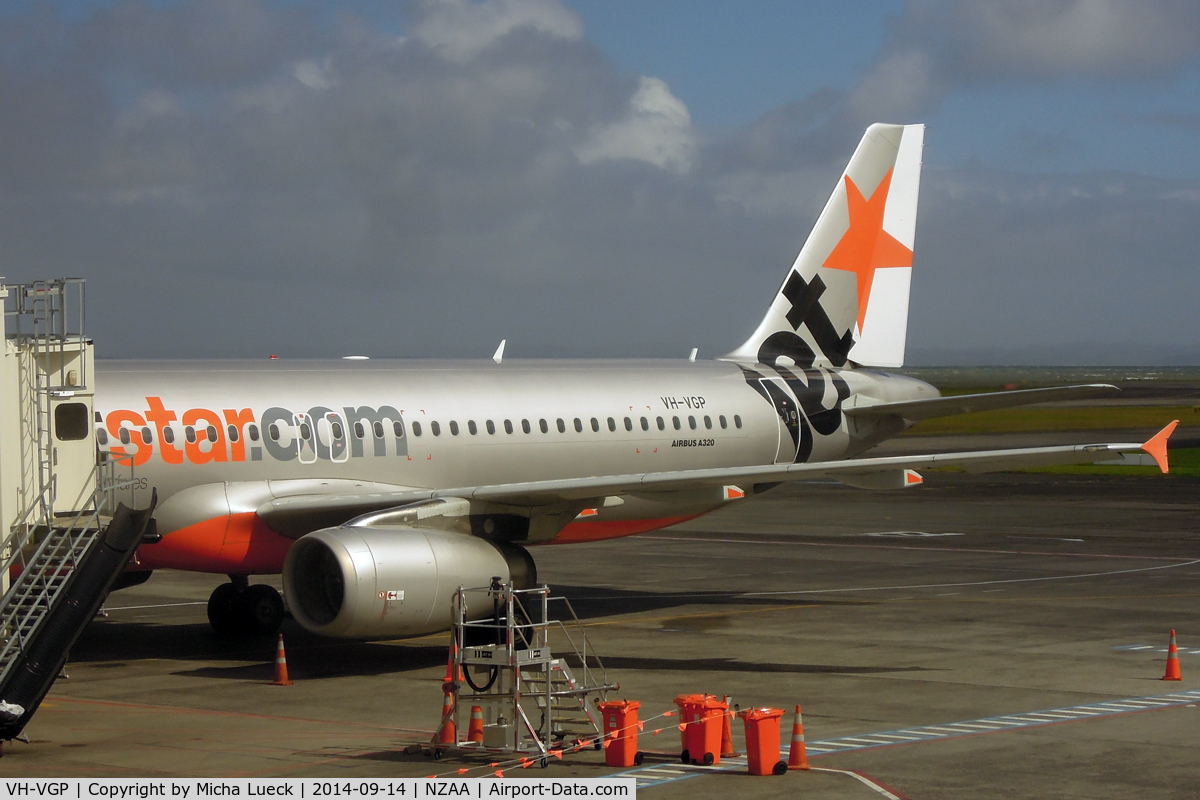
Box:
737, 558, 1200, 598
796, 689, 1200, 757
811, 767, 906, 799
103, 601, 209, 611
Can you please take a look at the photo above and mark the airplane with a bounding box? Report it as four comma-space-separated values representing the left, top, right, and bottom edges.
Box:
86, 123, 1176, 638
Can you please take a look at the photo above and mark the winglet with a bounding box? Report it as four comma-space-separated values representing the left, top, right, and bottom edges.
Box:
493, 339, 506, 364
1141, 420, 1179, 474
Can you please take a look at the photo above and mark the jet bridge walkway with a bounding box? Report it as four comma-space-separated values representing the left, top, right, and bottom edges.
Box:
0, 278, 154, 748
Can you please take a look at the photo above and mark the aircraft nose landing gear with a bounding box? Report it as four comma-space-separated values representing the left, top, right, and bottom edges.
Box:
207, 576, 285, 636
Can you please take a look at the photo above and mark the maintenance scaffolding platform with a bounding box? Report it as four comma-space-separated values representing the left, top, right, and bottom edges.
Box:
0, 279, 153, 748
432, 581, 618, 765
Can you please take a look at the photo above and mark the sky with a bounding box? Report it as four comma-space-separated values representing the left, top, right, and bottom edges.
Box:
0, 0, 1197, 364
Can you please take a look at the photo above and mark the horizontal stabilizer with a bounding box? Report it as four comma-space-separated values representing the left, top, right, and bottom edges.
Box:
844, 383, 1119, 422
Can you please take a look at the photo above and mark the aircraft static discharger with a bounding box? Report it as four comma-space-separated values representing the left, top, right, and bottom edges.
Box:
87, 124, 1175, 638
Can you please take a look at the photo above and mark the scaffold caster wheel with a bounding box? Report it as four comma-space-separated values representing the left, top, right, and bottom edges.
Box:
540, 757, 548, 769
680, 750, 689, 764
594, 740, 603, 751
433, 749, 443, 761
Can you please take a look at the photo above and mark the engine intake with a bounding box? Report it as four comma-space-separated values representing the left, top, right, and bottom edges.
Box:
282, 526, 535, 638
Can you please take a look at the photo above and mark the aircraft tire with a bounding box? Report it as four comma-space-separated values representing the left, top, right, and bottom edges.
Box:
207, 582, 240, 636
238, 585, 285, 637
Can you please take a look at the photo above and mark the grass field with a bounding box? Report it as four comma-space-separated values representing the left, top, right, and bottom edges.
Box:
905, 405, 1199, 436
1027, 448, 1200, 478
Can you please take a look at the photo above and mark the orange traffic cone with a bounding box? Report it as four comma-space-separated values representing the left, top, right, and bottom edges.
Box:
270, 634, 293, 686
437, 690, 457, 744
720, 696, 736, 757
468, 705, 485, 743
787, 705, 810, 770
1163, 630, 1182, 681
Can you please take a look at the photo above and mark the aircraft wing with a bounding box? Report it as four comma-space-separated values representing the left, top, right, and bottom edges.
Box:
844, 383, 1119, 422
256, 422, 1178, 535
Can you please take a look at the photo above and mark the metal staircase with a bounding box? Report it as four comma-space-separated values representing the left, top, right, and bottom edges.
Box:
520, 657, 605, 742
0, 501, 108, 687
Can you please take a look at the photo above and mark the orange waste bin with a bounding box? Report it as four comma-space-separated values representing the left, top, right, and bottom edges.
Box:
738, 707, 788, 776
599, 700, 644, 767
673, 694, 704, 753
683, 695, 728, 766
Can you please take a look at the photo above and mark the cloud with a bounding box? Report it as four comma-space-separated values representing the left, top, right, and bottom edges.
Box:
573, 76, 697, 173
0, 0, 1195, 365
846, 0, 1200, 124
413, 0, 583, 62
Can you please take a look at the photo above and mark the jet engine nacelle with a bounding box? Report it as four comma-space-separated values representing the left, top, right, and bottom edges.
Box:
282, 526, 536, 638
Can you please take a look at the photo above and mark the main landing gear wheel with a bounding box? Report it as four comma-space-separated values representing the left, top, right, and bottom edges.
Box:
207, 579, 285, 637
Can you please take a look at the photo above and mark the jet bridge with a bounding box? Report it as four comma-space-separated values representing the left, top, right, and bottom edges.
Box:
0, 279, 154, 748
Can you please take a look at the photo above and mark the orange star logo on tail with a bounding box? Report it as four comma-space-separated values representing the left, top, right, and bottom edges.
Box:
822, 167, 913, 332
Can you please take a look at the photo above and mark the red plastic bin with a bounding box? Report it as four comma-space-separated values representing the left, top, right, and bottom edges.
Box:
738, 707, 788, 776
672, 693, 705, 752
598, 700, 643, 767
681, 695, 727, 766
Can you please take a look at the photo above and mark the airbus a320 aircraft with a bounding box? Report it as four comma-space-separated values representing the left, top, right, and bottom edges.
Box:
91, 124, 1175, 638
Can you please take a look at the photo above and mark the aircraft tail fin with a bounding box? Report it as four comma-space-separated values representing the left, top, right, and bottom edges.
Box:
725, 123, 924, 369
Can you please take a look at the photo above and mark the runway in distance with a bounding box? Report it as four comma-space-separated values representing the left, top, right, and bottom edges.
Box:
89, 123, 1176, 638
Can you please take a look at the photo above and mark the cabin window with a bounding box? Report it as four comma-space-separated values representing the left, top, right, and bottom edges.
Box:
504, 420, 514, 434
94, 411, 103, 423
373, 421, 384, 439
119, 428, 131, 445
522, 419, 531, 434
96, 428, 108, 445
657, 416, 665, 430
704, 415, 712, 430
624, 417, 633, 431
354, 422, 365, 439
557, 418, 566, 433
607, 417, 616, 432
431, 421, 441, 436
449, 421, 459, 435
487, 420, 496, 435
412, 422, 423, 437
53, 403, 90, 441
186, 426, 197, 444
590, 417, 600, 432
719, 415, 727, 429
163, 426, 176, 444
140, 427, 152, 444
539, 419, 548, 434
267, 424, 279, 442
227, 424, 239, 442
247, 424, 259, 442
469, 420, 478, 435
297, 424, 309, 441
672, 416, 681, 430
640, 417, 649, 431
734, 415, 743, 429
332, 422, 343, 440
574, 418, 583, 432
688, 416, 697, 430
393, 421, 405, 438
